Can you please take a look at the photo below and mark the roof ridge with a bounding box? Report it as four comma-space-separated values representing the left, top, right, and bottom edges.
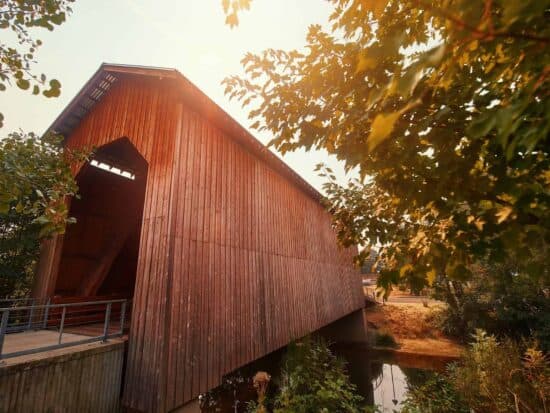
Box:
47, 63, 323, 203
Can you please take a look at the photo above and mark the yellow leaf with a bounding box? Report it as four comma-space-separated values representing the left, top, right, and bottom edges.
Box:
427, 268, 436, 286
355, 53, 377, 74
368, 111, 401, 151
368, 0, 387, 18
468, 40, 479, 51
311, 119, 324, 128
474, 218, 485, 231
496, 205, 513, 224
497, 193, 516, 204
484, 61, 496, 74
458, 52, 470, 66
438, 75, 453, 90
496, 44, 508, 63
399, 263, 413, 278
367, 99, 422, 151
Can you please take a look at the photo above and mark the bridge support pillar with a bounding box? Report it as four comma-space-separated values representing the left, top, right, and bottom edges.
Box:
318, 309, 367, 344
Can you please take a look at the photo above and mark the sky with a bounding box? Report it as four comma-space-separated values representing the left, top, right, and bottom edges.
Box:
0, 0, 350, 192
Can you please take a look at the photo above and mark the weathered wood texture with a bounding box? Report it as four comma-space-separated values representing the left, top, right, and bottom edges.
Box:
158, 103, 363, 412
39, 66, 363, 412
0, 341, 124, 413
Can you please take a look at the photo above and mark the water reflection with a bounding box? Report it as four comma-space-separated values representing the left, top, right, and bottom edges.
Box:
335, 344, 448, 412
202, 344, 453, 412
372, 364, 409, 412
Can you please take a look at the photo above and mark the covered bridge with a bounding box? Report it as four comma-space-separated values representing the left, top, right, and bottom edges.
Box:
32, 63, 364, 412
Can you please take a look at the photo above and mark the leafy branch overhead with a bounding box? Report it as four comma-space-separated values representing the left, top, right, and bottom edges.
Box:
224, 0, 550, 289
0, 0, 75, 127
222, 0, 252, 28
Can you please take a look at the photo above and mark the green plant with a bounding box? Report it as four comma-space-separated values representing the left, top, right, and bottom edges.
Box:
272, 337, 365, 413
0, 0, 74, 127
0, 132, 88, 297
401, 373, 469, 413
373, 331, 398, 348
224, 0, 550, 303
402, 331, 549, 412
450, 330, 549, 413
433, 259, 550, 351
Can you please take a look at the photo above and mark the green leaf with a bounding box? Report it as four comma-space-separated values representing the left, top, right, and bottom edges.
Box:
468, 113, 496, 139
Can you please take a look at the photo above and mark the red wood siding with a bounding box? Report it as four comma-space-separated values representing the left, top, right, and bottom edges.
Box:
160, 96, 363, 411
63, 76, 179, 413
55, 74, 362, 412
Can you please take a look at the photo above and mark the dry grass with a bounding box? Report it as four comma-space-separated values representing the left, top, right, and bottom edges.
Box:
364, 302, 463, 357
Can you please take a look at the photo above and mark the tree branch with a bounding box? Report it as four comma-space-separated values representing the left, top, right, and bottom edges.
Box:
415, 0, 550, 44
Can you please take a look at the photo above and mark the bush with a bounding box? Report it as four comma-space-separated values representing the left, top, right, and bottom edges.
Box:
401, 373, 469, 413
373, 331, 398, 348
403, 330, 550, 413
450, 330, 549, 413
270, 337, 365, 413
433, 263, 550, 351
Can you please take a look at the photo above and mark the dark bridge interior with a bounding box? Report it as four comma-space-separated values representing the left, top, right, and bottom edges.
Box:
54, 138, 148, 300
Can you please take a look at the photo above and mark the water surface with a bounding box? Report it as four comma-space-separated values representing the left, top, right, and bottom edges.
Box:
201, 344, 453, 412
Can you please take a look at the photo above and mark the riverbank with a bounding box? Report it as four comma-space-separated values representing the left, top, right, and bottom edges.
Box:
364, 301, 464, 358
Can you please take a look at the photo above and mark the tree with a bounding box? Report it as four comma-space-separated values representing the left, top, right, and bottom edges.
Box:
0, 1, 77, 296
223, 1, 549, 293
434, 255, 550, 349
0, 0, 74, 127
0, 132, 87, 297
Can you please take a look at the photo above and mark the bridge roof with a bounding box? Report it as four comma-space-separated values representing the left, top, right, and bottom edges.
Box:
47, 63, 322, 202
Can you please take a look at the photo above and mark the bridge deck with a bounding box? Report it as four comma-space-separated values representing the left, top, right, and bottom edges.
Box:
3, 322, 128, 358
3, 330, 92, 356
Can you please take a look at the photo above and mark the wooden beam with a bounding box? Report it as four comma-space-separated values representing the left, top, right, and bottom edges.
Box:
32, 235, 64, 299
77, 227, 131, 297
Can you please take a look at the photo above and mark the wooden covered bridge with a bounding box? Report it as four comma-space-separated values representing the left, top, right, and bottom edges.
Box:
29, 63, 364, 412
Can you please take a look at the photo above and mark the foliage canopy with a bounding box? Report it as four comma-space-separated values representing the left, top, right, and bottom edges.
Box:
0, 0, 74, 126
224, 1, 550, 291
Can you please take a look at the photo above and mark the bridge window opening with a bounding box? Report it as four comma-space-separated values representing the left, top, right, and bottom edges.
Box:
53, 138, 148, 316
90, 159, 136, 180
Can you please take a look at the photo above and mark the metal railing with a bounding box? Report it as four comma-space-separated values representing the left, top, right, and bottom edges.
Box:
0, 298, 52, 333
0, 298, 128, 360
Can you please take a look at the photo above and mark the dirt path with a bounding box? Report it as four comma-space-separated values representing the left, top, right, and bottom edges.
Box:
364, 301, 464, 358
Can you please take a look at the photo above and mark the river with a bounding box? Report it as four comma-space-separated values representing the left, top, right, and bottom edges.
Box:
200, 343, 457, 412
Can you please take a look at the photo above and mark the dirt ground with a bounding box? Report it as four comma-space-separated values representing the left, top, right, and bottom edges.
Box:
364, 301, 464, 358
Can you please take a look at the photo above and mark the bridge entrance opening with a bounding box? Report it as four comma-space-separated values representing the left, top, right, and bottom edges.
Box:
54, 138, 148, 302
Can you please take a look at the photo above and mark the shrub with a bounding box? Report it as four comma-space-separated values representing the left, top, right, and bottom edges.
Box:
402, 331, 549, 413
401, 373, 469, 413
433, 263, 550, 352
272, 337, 364, 413
373, 331, 398, 348
450, 330, 549, 413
